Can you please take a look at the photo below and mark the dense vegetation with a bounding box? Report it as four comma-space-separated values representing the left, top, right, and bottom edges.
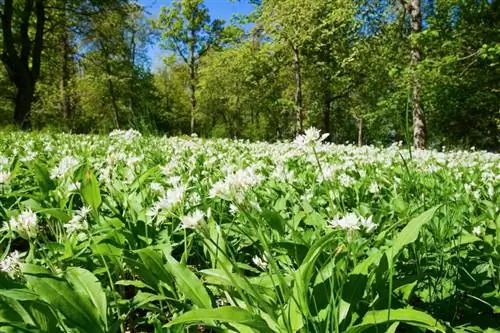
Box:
0, 130, 499, 332
0, 0, 499, 149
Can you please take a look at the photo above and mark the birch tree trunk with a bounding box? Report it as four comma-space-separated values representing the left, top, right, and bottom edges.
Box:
409, 0, 426, 149
292, 46, 304, 135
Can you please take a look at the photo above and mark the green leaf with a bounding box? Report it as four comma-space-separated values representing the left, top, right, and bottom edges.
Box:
389, 206, 439, 259
345, 308, 446, 333
31, 162, 55, 195
22, 264, 105, 333
164, 306, 273, 332
65, 267, 107, 329
137, 248, 173, 288
262, 209, 285, 233
165, 254, 212, 309
80, 170, 101, 212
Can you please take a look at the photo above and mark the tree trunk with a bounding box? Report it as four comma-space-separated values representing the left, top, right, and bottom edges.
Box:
292, 46, 303, 135
1, 0, 45, 129
98, 40, 120, 128
189, 64, 196, 134
409, 0, 426, 149
354, 116, 363, 147
60, 28, 72, 121
14, 83, 34, 129
322, 93, 331, 136
189, 26, 197, 135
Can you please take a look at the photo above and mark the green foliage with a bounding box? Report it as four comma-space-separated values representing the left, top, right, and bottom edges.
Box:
0, 132, 498, 332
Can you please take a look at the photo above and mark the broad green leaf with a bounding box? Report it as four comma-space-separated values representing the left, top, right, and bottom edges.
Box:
137, 248, 173, 288
31, 162, 54, 195
165, 254, 212, 309
80, 170, 101, 212
65, 267, 107, 329
389, 206, 439, 259
164, 306, 274, 332
22, 264, 105, 333
345, 308, 446, 333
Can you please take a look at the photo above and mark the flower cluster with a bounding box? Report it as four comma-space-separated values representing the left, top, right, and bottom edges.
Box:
328, 213, 377, 232
294, 127, 329, 148
209, 167, 264, 200
109, 129, 142, 141
180, 210, 205, 230
8, 209, 38, 239
51, 156, 79, 179
64, 206, 91, 236
0, 251, 23, 278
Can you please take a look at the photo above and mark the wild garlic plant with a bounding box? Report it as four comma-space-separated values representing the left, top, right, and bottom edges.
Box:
0, 129, 498, 332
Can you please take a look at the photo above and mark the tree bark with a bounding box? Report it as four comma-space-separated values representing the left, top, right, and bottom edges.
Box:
189, 62, 196, 134
60, 27, 72, 121
292, 46, 303, 135
409, 0, 426, 149
354, 115, 363, 147
1, 0, 45, 129
189, 25, 197, 134
322, 93, 331, 136
98, 40, 120, 128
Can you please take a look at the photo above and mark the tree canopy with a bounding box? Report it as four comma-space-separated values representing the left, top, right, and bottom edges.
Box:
0, 0, 498, 149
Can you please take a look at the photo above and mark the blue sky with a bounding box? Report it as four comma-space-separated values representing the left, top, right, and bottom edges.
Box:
138, 0, 255, 69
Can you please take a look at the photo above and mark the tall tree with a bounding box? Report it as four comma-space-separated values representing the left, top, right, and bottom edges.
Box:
1, 0, 45, 128
156, 0, 223, 134
400, 0, 426, 148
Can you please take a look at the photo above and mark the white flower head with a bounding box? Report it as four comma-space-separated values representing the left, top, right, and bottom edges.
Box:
472, 226, 481, 236
368, 182, 380, 194
328, 213, 376, 232
180, 209, 205, 230
64, 206, 91, 235
329, 213, 360, 230
8, 209, 38, 239
51, 156, 79, 179
252, 255, 268, 270
294, 127, 329, 148
150, 182, 164, 193
359, 215, 377, 232
157, 184, 187, 211
0, 171, 10, 184
0, 251, 23, 277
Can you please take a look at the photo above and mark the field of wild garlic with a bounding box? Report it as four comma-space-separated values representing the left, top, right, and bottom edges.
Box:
0, 129, 499, 333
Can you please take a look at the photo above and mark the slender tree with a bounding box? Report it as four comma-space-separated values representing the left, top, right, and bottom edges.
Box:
400, 0, 426, 148
156, 0, 223, 134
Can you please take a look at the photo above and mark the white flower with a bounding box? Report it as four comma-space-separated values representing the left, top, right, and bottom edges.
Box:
109, 129, 142, 141
329, 213, 360, 230
252, 255, 268, 270
8, 209, 38, 239
64, 206, 91, 235
472, 226, 481, 236
294, 127, 329, 148
0, 251, 23, 276
180, 210, 205, 229
66, 181, 81, 192
368, 182, 380, 194
51, 156, 79, 179
0, 171, 10, 183
209, 167, 264, 200
359, 215, 377, 232
339, 173, 356, 188
157, 185, 187, 211
328, 213, 376, 232
229, 204, 239, 215
150, 182, 164, 193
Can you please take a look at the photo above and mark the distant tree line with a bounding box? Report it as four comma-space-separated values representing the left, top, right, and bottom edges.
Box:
1, 0, 499, 149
